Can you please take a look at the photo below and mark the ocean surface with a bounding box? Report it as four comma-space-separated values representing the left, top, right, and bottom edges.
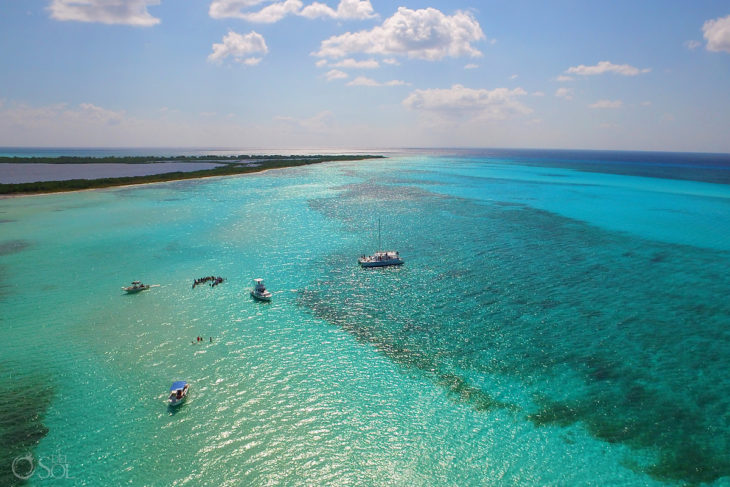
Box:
1, 149, 729, 486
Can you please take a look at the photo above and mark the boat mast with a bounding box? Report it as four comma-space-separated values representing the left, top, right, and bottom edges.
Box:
378, 218, 381, 252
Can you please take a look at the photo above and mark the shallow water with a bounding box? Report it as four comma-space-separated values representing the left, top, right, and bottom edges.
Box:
1, 152, 729, 485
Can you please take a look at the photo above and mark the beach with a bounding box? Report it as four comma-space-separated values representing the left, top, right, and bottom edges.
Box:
0, 154, 382, 196
0, 162, 227, 184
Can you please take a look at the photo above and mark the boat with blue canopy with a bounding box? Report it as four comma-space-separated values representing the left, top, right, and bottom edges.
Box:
168, 381, 189, 406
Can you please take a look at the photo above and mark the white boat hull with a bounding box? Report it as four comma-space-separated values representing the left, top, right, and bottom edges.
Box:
123, 286, 150, 293
169, 397, 186, 406
169, 386, 189, 406
251, 290, 272, 301
358, 258, 404, 267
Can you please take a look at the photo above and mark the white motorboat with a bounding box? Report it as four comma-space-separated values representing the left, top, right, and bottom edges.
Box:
123, 281, 150, 293
358, 219, 404, 267
250, 278, 272, 301
168, 381, 189, 406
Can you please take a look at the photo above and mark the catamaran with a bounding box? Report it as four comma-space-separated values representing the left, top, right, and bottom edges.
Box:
358, 219, 404, 267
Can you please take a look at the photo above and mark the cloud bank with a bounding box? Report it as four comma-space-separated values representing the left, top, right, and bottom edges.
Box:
209, 0, 375, 23
208, 31, 268, 65
48, 0, 161, 26
300, 0, 376, 20
703, 15, 730, 53
346, 76, 408, 87
325, 69, 348, 81
566, 61, 650, 76
315, 7, 485, 60
403, 85, 530, 121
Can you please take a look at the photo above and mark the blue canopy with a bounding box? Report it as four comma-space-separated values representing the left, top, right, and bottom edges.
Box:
170, 381, 187, 391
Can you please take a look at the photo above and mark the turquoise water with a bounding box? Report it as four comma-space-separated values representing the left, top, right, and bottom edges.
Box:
1, 153, 730, 485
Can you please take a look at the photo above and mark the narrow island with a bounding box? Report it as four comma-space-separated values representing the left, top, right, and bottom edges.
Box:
0, 154, 384, 195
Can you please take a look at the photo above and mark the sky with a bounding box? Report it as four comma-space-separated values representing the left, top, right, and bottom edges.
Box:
0, 0, 729, 152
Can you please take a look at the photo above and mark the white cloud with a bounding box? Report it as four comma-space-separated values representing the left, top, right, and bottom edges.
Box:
703, 15, 730, 53
76, 103, 125, 124
641, 101, 651, 106
48, 0, 160, 26
209, 0, 262, 18
555, 87, 572, 100
300, 0, 376, 20
346, 76, 408, 86
402, 85, 530, 121
331, 58, 379, 69
209, 0, 375, 22
315, 7, 485, 60
509, 74, 518, 79
464, 63, 478, 69
565, 61, 650, 76
684, 39, 701, 50
325, 69, 348, 81
383, 58, 400, 65
589, 99, 623, 109
556, 75, 573, 82
532, 91, 545, 97
210, 0, 288, 19
333, 0, 375, 19
240, 0, 303, 23
208, 31, 268, 64
347, 76, 379, 86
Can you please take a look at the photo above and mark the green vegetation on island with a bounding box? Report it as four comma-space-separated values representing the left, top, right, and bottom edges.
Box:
0, 154, 378, 164
0, 154, 384, 195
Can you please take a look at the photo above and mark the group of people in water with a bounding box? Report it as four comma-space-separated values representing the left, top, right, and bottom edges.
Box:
192, 276, 225, 288
192, 336, 212, 344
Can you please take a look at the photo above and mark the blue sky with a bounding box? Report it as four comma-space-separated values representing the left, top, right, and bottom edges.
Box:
1, 0, 729, 152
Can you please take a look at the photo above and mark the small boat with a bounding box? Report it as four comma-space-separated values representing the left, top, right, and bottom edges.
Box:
168, 381, 189, 406
123, 281, 150, 293
358, 219, 404, 267
250, 278, 272, 301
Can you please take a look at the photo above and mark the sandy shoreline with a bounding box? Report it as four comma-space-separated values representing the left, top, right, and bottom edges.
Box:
0, 155, 381, 199
0, 162, 232, 184
0, 167, 281, 199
